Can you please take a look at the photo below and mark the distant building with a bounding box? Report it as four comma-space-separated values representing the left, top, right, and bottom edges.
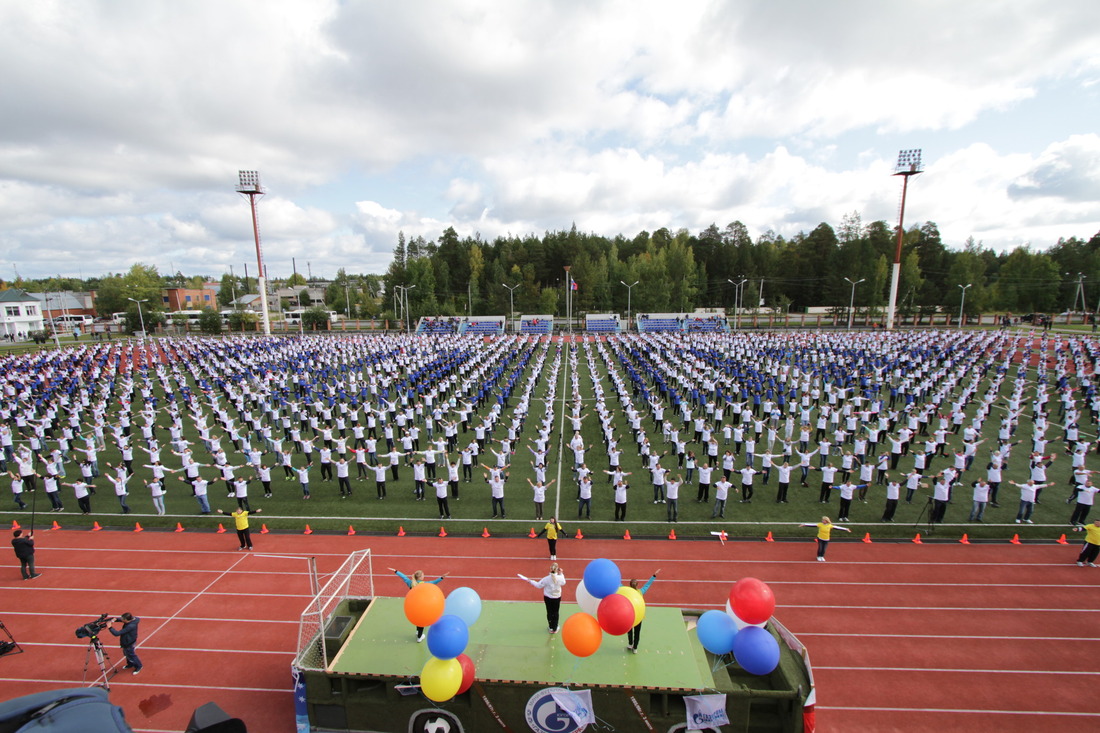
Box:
0, 289, 46, 338
163, 287, 218, 311
273, 286, 327, 308
29, 291, 96, 319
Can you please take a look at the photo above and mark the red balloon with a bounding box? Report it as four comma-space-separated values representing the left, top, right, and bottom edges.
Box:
456, 653, 476, 694
729, 578, 776, 625
597, 593, 636, 635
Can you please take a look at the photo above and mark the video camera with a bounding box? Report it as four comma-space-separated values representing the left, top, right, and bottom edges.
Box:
74, 613, 118, 640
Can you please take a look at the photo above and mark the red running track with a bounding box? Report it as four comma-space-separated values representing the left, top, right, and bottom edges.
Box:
2, 528, 1099, 732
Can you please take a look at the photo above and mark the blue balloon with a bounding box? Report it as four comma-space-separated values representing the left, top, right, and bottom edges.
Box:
732, 625, 780, 675
427, 614, 469, 660
696, 610, 737, 655
583, 558, 622, 599
445, 587, 482, 627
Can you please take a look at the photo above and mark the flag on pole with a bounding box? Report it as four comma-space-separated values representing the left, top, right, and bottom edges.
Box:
571, 281, 578, 291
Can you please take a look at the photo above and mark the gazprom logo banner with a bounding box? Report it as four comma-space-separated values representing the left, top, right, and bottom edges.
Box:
525, 687, 588, 732
684, 694, 729, 731
549, 689, 595, 727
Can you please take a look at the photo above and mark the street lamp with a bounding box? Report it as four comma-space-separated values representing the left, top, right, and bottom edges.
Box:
403, 284, 416, 333
958, 283, 972, 328
844, 277, 865, 330
127, 297, 148, 339
502, 283, 519, 333
620, 280, 638, 330
728, 278, 747, 330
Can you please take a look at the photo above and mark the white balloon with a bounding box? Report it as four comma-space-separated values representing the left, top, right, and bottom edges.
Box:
725, 599, 765, 629
575, 579, 601, 616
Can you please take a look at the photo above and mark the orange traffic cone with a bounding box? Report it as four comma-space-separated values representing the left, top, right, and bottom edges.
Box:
482, 527, 491, 538
347, 525, 356, 536
862, 533, 873, 543
1010, 534, 1021, 545
959, 533, 970, 545
397, 526, 406, 537
92, 521, 102, 531
1057, 534, 1068, 545
575, 528, 584, 539
912, 533, 922, 544
11, 520, 20, 530
623, 529, 632, 540
528, 527, 537, 538
216, 523, 226, 534
51, 520, 62, 531
669, 529, 677, 540
303, 524, 313, 535
719, 530, 728, 544
174, 522, 185, 532
764, 531, 774, 542
260, 524, 269, 534
133, 522, 143, 532
439, 526, 447, 538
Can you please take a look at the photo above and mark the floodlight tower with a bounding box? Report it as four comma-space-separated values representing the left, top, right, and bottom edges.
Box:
885, 149, 923, 330
236, 170, 272, 336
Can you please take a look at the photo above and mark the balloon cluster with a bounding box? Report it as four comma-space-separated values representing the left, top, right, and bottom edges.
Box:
404, 584, 482, 702
695, 578, 780, 676
562, 559, 646, 658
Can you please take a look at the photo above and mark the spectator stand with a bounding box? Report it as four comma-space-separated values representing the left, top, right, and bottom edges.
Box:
685, 314, 728, 333
462, 316, 506, 336
584, 313, 621, 333
636, 312, 686, 333
519, 315, 553, 335
416, 317, 461, 335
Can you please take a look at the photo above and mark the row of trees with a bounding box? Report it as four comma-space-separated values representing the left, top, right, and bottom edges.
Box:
6, 218, 1100, 326
385, 217, 1100, 321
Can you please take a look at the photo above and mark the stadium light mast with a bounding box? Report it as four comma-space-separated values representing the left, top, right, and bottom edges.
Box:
502, 283, 519, 332
958, 283, 972, 328
886, 149, 922, 330
845, 277, 865, 330
620, 280, 638, 331
236, 170, 272, 336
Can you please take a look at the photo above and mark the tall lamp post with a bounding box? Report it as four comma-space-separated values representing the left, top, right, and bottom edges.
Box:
502, 283, 519, 332
958, 283, 972, 328
403, 284, 416, 333
728, 278, 746, 330
844, 277, 865, 330
620, 280, 638, 330
886, 149, 923, 330
127, 297, 148, 339
236, 171, 272, 336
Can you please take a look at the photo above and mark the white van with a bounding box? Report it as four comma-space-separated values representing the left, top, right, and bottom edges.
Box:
52, 314, 93, 328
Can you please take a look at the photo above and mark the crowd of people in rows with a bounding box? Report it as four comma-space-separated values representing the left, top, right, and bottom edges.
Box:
2, 327, 1100, 529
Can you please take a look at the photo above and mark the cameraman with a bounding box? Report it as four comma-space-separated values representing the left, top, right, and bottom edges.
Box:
109, 613, 143, 675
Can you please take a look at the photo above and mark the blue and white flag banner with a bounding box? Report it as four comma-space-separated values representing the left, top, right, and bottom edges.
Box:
685, 694, 729, 730
550, 689, 595, 727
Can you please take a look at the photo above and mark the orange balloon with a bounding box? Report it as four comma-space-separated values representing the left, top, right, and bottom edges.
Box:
562, 612, 603, 657
404, 583, 445, 627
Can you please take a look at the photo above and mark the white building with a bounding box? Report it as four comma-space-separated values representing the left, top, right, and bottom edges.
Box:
0, 289, 46, 339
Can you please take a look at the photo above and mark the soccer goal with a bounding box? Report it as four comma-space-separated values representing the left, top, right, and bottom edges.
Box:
295, 549, 374, 671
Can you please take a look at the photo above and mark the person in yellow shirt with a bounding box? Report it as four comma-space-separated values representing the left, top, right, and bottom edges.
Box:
1074, 519, 1100, 567
800, 516, 850, 562
217, 506, 262, 551
537, 517, 564, 560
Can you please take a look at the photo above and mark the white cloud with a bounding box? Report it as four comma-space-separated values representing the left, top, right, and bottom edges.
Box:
1, 0, 1099, 279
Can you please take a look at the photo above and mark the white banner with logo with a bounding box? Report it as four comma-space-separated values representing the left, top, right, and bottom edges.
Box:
684, 694, 729, 730
549, 689, 595, 727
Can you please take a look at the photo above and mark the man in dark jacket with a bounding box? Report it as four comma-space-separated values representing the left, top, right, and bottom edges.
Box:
11, 529, 39, 580
109, 613, 142, 675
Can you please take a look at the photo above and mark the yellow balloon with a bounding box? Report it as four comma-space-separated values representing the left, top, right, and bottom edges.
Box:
421, 657, 463, 702
616, 586, 645, 624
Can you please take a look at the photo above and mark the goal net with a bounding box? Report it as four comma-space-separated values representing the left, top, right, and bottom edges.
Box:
295, 548, 374, 671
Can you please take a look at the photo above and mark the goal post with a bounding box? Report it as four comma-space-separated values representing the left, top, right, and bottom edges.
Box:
295, 549, 374, 671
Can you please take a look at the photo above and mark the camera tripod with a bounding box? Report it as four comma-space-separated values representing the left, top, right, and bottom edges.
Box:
0, 619, 24, 658
83, 635, 116, 690
913, 495, 937, 534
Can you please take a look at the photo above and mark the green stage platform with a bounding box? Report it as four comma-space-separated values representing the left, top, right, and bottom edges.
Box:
329, 597, 714, 691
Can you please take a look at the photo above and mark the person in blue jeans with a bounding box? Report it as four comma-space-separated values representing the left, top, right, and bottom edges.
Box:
389, 567, 449, 641
109, 613, 142, 674
625, 569, 660, 653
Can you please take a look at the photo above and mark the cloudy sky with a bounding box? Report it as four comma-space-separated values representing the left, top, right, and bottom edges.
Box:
2, 0, 1099, 281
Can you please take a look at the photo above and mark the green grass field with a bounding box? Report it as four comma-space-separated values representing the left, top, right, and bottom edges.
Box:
3, 327, 1095, 542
